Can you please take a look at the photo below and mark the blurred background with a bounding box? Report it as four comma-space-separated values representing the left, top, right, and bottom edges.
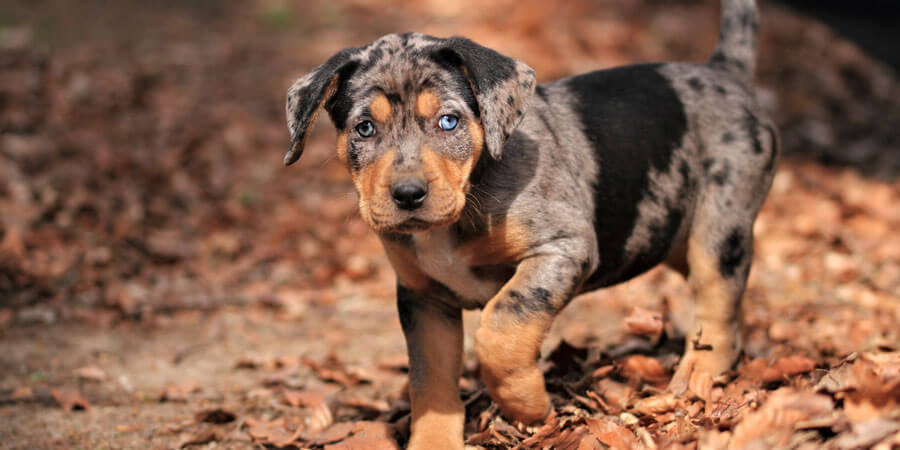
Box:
1, 0, 898, 448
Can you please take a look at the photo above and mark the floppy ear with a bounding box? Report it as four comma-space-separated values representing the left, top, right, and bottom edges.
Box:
284, 48, 359, 166
431, 38, 536, 159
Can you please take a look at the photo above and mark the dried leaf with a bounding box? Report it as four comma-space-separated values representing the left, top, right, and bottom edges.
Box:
244, 417, 303, 448
730, 388, 834, 449
160, 381, 200, 402
50, 388, 90, 411
620, 354, 668, 383
585, 417, 639, 449
178, 427, 217, 448
762, 356, 816, 382
73, 366, 107, 381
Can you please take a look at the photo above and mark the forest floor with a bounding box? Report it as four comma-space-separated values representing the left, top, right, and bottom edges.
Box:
1, 0, 899, 448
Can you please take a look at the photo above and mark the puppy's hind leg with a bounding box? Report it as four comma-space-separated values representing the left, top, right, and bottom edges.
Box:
669, 204, 754, 395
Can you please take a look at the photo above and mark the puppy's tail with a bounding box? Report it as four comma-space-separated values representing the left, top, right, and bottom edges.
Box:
708, 0, 759, 82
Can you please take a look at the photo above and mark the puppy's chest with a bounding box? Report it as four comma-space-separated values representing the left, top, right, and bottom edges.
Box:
412, 231, 507, 307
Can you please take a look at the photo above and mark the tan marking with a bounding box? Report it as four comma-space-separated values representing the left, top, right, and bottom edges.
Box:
473, 264, 554, 424
476, 297, 551, 423
459, 218, 531, 266
416, 90, 441, 118
669, 236, 741, 395
370, 93, 392, 123
335, 131, 349, 164
382, 240, 431, 291
354, 149, 395, 230
407, 307, 465, 450
469, 120, 484, 163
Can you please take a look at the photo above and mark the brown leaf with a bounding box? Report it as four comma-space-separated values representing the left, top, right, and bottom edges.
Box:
632, 392, 680, 415
624, 306, 664, 337
620, 354, 668, 383
730, 388, 834, 449
178, 427, 217, 448
73, 366, 107, 381
160, 381, 200, 402
244, 417, 303, 448
762, 356, 816, 382
303, 422, 357, 446
585, 417, 639, 449
283, 388, 326, 408
50, 388, 90, 411
303, 355, 368, 387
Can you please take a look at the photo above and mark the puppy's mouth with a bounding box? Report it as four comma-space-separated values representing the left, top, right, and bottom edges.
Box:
367, 208, 463, 234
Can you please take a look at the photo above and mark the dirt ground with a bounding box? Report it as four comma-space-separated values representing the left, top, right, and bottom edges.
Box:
1, 0, 899, 448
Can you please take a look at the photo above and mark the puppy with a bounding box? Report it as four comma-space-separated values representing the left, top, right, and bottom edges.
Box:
284, 0, 777, 447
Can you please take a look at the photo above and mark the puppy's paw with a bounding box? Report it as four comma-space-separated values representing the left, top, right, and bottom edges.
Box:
669, 328, 739, 396
482, 365, 551, 424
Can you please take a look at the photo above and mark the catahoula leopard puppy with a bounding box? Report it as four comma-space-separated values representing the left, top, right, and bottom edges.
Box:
284, 0, 777, 447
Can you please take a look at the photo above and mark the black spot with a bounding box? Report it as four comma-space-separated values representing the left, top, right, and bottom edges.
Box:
742, 107, 763, 154
507, 95, 515, 106
566, 64, 688, 286
688, 77, 705, 92
712, 161, 730, 185
714, 85, 727, 96
721, 132, 734, 144
497, 287, 554, 319
709, 50, 727, 65
702, 158, 715, 173
347, 144, 361, 171
719, 228, 746, 277
325, 59, 362, 130
385, 92, 402, 104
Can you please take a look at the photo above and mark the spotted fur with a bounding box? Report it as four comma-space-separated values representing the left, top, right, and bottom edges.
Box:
283, 1, 776, 448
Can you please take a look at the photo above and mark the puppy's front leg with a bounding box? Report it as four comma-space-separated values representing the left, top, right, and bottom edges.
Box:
475, 255, 586, 424
397, 285, 464, 450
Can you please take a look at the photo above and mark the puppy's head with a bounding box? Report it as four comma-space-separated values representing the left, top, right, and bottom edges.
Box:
285, 33, 535, 234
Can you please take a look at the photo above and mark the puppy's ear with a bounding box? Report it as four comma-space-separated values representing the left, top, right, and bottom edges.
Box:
431, 38, 536, 159
284, 49, 359, 166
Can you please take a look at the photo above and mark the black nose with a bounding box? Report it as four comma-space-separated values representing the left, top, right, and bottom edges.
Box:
390, 179, 428, 210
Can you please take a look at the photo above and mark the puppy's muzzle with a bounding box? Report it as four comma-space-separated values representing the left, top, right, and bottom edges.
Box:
391, 178, 428, 211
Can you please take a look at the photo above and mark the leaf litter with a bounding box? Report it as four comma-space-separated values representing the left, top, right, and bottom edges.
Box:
1, 0, 900, 448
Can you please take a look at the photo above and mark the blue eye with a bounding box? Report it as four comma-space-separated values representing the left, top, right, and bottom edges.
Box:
355, 120, 375, 137
438, 115, 458, 131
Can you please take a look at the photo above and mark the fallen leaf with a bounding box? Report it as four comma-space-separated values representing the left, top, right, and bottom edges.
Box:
73, 366, 107, 381
160, 381, 200, 402
178, 427, 217, 448
762, 356, 816, 382
244, 417, 303, 448
585, 417, 639, 449
730, 388, 834, 448
50, 388, 90, 411
632, 393, 680, 415
620, 354, 667, 383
